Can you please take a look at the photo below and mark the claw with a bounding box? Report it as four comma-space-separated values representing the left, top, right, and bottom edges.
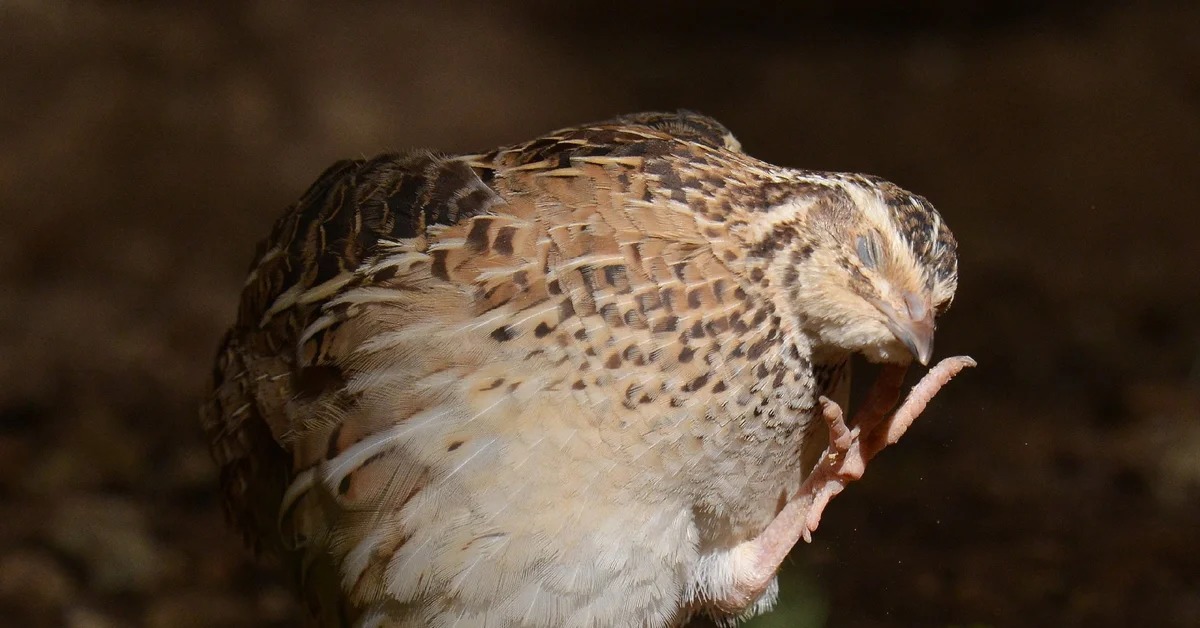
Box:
714, 355, 975, 612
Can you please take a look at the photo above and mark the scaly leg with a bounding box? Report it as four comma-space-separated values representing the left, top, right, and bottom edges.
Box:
713, 355, 976, 612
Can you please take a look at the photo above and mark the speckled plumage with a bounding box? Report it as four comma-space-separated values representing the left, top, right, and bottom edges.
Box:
202, 111, 960, 627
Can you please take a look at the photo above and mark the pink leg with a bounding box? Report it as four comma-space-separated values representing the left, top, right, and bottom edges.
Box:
713, 355, 976, 612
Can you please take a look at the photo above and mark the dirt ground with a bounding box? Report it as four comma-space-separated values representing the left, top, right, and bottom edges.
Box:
1, 2, 1197, 627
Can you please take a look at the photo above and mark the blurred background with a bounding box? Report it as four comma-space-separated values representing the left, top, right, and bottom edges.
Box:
2, 1, 1198, 626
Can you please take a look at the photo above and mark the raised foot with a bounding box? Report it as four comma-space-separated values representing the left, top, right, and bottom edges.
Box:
713, 355, 976, 613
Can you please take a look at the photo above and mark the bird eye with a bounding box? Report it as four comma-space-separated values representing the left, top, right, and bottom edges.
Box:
855, 235, 878, 269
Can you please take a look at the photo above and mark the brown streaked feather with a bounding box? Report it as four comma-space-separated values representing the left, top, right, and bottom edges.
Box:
202, 150, 503, 540
204, 114, 757, 619
202, 110, 960, 627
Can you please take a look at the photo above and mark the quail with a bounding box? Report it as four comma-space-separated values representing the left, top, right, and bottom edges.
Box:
202, 111, 972, 627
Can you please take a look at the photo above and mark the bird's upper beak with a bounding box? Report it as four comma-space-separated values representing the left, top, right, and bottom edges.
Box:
874, 292, 935, 365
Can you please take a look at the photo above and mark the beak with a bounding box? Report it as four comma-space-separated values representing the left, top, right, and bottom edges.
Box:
874, 292, 935, 365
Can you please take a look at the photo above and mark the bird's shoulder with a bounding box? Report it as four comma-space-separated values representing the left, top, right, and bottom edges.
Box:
235, 112, 761, 333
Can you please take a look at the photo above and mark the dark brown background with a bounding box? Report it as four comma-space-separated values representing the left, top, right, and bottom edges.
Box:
2, 2, 1198, 627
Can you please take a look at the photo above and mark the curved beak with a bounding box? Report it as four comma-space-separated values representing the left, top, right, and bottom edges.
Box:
874, 292, 935, 365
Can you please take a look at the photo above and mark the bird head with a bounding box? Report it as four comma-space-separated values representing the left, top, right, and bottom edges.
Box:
738, 173, 958, 366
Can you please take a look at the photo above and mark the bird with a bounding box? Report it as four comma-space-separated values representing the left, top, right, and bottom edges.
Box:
201, 110, 964, 627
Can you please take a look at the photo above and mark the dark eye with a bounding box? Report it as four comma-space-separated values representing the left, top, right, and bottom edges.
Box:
855, 235, 879, 269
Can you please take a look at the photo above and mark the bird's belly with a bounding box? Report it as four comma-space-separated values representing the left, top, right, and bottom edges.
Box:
338, 366, 815, 625
339, 389, 699, 627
